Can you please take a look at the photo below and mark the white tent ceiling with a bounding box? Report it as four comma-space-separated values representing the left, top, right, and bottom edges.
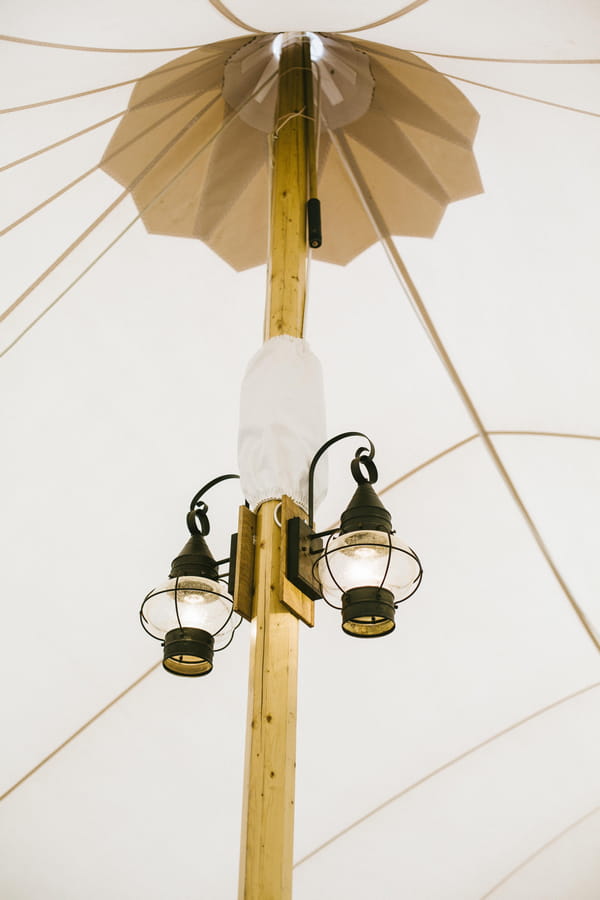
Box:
1, 2, 599, 898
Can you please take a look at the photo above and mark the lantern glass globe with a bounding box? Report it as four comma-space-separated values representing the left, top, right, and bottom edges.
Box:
141, 575, 234, 647
317, 530, 420, 606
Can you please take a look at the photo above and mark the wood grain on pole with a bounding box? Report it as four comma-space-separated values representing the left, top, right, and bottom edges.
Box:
239, 35, 312, 900
264, 36, 308, 340
238, 500, 299, 900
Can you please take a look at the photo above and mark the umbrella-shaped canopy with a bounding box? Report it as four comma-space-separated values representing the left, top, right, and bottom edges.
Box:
100, 32, 482, 267
1, 2, 600, 899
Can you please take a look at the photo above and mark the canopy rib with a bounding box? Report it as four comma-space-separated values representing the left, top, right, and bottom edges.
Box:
480, 805, 600, 898
0, 457, 597, 802
1, 82, 226, 234
0, 110, 127, 175
329, 126, 600, 653
378, 432, 600, 497
1, 206, 158, 355
208, 0, 264, 33
490, 430, 600, 442
407, 50, 600, 64
379, 434, 479, 495
0, 77, 161, 115
0, 662, 161, 803
365, 44, 600, 118
0, 56, 205, 114
339, 0, 432, 33
0, 54, 227, 175
0, 69, 279, 356
293, 680, 600, 868
3, 31, 597, 64
0, 34, 202, 53
207, 1, 432, 37
0, 92, 209, 324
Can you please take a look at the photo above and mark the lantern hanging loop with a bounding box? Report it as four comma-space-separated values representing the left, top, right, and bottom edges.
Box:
350, 449, 378, 486
307, 431, 376, 528
186, 473, 240, 536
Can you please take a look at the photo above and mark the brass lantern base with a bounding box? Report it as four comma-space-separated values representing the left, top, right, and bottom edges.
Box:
341, 587, 396, 638
163, 627, 215, 676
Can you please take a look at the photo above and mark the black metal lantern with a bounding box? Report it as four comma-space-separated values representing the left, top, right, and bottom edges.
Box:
287, 433, 423, 637
140, 475, 242, 676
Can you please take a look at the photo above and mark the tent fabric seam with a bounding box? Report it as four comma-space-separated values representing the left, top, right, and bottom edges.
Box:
365, 44, 600, 118
292, 680, 600, 868
0, 33, 204, 53
0, 70, 282, 354
0, 434, 596, 802
479, 805, 600, 898
379, 431, 600, 496
2, 33, 598, 64
329, 125, 600, 652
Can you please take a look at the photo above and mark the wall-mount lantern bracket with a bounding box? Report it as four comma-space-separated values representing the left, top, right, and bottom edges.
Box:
186, 472, 241, 537
230, 504, 257, 621
168, 473, 241, 580
286, 517, 323, 602
307, 430, 376, 528
287, 431, 379, 603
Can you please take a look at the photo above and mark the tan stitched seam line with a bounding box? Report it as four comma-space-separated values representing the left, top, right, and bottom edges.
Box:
293, 680, 600, 867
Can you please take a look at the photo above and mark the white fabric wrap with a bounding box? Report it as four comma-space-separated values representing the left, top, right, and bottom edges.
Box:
238, 336, 327, 513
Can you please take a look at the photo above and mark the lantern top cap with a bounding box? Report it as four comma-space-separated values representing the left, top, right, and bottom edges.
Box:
169, 533, 219, 579
339, 481, 393, 534
169, 473, 241, 577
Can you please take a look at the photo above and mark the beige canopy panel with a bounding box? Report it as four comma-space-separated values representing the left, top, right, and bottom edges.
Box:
101, 33, 482, 268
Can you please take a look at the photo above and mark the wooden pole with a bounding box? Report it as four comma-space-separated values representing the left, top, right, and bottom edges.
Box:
238, 35, 312, 900
263, 35, 309, 341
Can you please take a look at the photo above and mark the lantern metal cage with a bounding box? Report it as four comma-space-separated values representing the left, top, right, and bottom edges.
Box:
316, 527, 423, 636
139, 474, 243, 676
286, 432, 423, 637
